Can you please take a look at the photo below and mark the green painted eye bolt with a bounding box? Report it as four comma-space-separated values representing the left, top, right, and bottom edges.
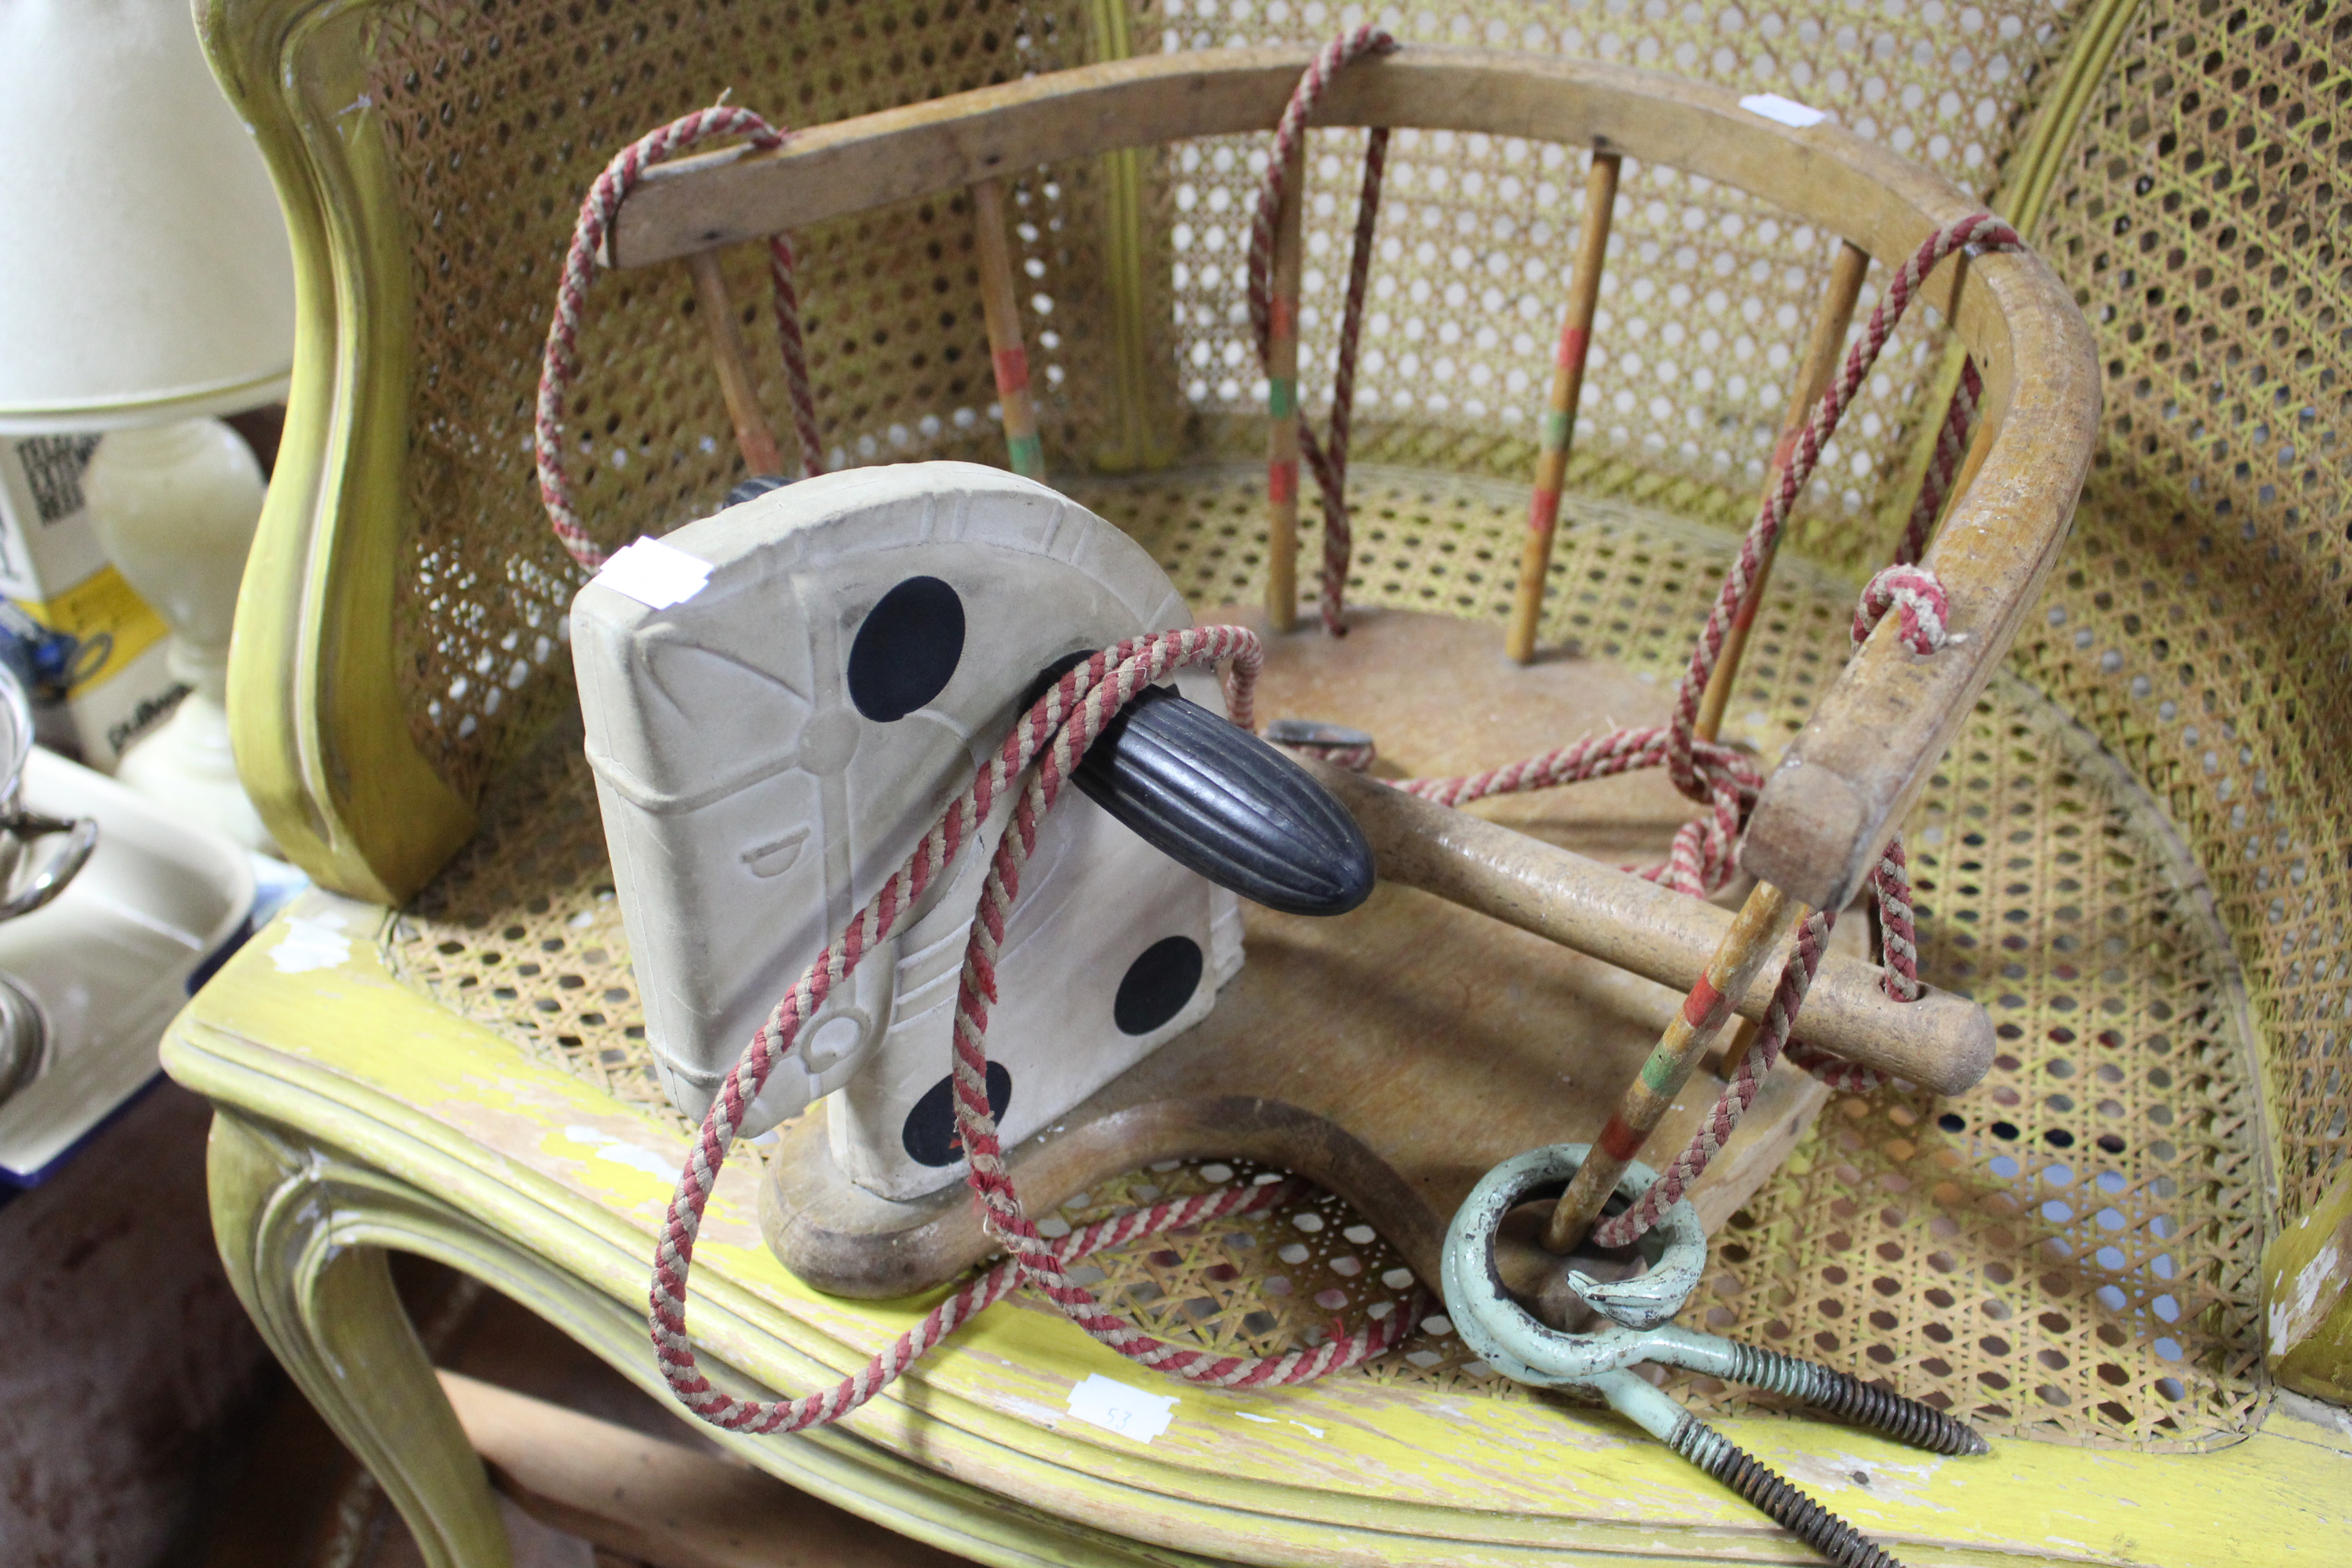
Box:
1444, 1145, 1991, 1568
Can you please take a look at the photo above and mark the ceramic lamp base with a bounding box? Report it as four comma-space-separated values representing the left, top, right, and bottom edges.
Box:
113, 690, 274, 855
82, 418, 275, 856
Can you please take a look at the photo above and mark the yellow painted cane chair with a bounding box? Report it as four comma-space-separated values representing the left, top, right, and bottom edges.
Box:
173, 0, 2351, 1563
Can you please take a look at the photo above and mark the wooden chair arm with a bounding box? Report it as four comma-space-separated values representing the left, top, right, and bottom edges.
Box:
1740, 259, 2100, 910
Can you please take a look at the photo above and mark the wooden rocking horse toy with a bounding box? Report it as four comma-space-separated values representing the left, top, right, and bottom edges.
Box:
538, 31, 2096, 1558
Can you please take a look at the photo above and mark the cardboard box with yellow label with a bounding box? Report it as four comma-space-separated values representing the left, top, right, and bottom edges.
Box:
0, 435, 186, 772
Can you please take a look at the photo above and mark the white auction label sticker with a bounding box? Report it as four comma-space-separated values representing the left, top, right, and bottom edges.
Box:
1740, 92, 1829, 129
592, 535, 714, 609
1064, 1374, 1178, 1443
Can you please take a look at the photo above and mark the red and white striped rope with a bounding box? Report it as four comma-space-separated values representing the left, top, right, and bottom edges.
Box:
1245, 27, 1399, 634
1855, 561, 1955, 655
1899, 357, 1984, 566
1870, 836, 1923, 1007
1297, 126, 1389, 635
668, 1175, 1311, 1437
536, 104, 826, 571
943, 640, 1426, 1386
1399, 727, 1762, 900
1663, 215, 2016, 799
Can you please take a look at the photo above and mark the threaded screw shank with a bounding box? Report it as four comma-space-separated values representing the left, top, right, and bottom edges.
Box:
1725, 1341, 1989, 1456
1669, 1415, 1906, 1568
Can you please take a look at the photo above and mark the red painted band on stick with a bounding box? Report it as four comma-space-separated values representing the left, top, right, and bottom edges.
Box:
1526, 488, 1562, 536
1597, 1115, 1645, 1164
1681, 974, 1731, 1032
992, 346, 1031, 397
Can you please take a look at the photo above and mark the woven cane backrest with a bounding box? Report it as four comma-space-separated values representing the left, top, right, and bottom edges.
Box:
2021, 0, 2351, 1230
353, 0, 1124, 806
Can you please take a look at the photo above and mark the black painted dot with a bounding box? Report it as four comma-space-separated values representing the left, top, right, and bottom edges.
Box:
1114, 936, 1203, 1036
901, 1061, 1013, 1168
1938, 1112, 1967, 1133
847, 576, 964, 722
2095, 1132, 2127, 1154
2044, 1128, 2076, 1149
1989, 1120, 2020, 1141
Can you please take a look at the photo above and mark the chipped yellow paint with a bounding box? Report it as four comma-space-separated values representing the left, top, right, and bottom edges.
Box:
2265, 1158, 2352, 1406
168, 892, 2352, 1566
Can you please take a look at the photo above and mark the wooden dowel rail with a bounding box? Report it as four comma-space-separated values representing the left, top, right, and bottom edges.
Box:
1693, 238, 1872, 741
1507, 148, 1619, 665
685, 249, 787, 478
1308, 762, 1995, 1094
1264, 146, 1307, 634
970, 178, 1047, 483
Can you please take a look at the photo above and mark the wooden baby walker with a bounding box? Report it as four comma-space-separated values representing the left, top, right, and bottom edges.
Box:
525, 33, 2097, 1561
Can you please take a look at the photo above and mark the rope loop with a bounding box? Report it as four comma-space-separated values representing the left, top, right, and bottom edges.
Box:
1856, 564, 1954, 654
1663, 214, 2016, 802
1245, 27, 1398, 362
1431, 220, 2016, 1245
536, 103, 826, 572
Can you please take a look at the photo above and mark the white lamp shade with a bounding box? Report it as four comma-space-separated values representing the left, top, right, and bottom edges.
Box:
0, 0, 297, 433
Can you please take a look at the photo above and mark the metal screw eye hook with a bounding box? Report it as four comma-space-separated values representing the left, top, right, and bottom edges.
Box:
1443, 1145, 1989, 1567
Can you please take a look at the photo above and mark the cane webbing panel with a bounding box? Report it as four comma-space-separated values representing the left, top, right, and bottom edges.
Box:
388, 464, 2266, 1447
362, 0, 1118, 801
2016, 0, 2351, 1232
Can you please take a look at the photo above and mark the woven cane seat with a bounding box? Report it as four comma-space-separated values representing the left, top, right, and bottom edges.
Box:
185, 3, 2350, 1554
389, 458, 2270, 1446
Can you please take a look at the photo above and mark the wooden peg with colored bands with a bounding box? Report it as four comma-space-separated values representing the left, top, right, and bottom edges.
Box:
1507, 149, 1620, 665
1544, 880, 1801, 1254
1693, 239, 1871, 742
686, 248, 787, 478
971, 177, 1046, 482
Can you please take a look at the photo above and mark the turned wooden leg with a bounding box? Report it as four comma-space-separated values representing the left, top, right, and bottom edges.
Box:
206, 1110, 514, 1568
